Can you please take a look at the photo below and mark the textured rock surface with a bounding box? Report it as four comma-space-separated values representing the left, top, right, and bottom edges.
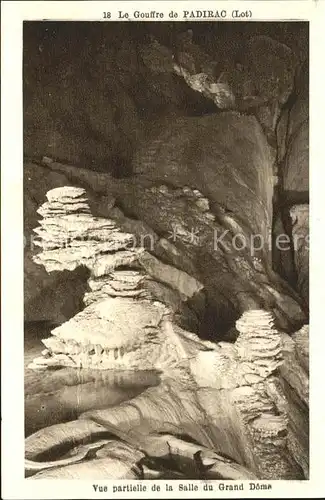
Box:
272, 213, 297, 289
134, 112, 275, 248
283, 114, 309, 198
24, 24, 143, 172
24, 24, 307, 172
26, 187, 309, 480
280, 56, 308, 200
290, 204, 309, 305
23, 24, 308, 326
24, 163, 90, 322
29, 186, 206, 371
242, 35, 296, 106
141, 33, 298, 148
25, 156, 306, 334
130, 114, 305, 332
26, 304, 309, 480
272, 204, 309, 308
22, 23, 309, 481
274, 92, 309, 306
192, 310, 307, 479
278, 325, 309, 477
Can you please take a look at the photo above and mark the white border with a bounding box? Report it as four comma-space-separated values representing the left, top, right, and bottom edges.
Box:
1, 1, 325, 498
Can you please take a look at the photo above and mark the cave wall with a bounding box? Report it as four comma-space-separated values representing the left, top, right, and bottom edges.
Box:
24, 22, 308, 173
23, 21, 309, 325
274, 56, 309, 306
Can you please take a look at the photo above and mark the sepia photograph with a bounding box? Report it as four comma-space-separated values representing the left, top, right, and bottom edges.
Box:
21, 19, 311, 483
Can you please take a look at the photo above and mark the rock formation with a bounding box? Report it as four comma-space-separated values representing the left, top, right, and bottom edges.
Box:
23, 25, 309, 326
282, 99, 309, 200
140, 32, 297, 144
24, 163, 90, 322
274, 82, 309, 306
25, 187, 309, 480
22, 23, 309, 482
289, 205, 309, 304
24, 23, 306, 170
24, 106, 307, 335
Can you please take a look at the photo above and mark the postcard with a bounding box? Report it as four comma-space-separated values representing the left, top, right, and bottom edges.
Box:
1, 1, 325, 498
